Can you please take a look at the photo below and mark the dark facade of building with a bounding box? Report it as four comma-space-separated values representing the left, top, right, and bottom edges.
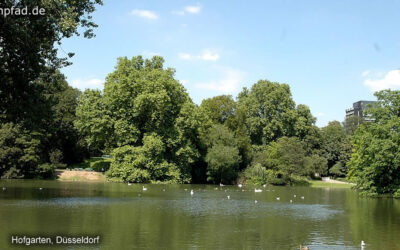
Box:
345, 100, 376, 121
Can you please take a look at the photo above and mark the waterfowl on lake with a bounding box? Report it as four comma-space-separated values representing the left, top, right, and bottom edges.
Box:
220, 183, 225, 187
227, 195, 230, 199
276, 197, 280, 200
254, 188, 262, 193
142, 186, 147, 191
254, 200, 258, 203
294, 194, 296, 197
39, 187, 43, 190
128, 183, 132, 186
238, 184, 242, 188
2, 187, 5, 191
290, 200, 293, 203
190, 190, 194, 195
361, 241, 366, 247
301, 196, 305, 199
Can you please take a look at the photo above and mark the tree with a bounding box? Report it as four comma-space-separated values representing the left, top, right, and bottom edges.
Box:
0, 123, 41, 178
107, 134, 181, 183
200, 95, 236, 127
75, 89, 114, 154
0, 0, 102, 178
0, 0, 102, 127
320, 121, 351, 173
265, 137, 311, 184
202, 125, 241, 184
100, 56, 203, 183
347, 90, 400, 196
237, 80, 298, 145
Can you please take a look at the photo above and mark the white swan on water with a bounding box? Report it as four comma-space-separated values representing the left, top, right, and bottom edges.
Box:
190, 190, 194, 196
142, 186, 147, 191
276, 197, 280, 200
254, 188, 262, 193
238, 184, 242, 188
361, 241, 366, 247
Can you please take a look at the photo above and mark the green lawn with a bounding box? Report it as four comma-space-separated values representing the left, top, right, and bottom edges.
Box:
309, 180, 355, 188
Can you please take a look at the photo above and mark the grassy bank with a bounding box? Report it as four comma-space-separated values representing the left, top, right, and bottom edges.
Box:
309, 180, 354, 188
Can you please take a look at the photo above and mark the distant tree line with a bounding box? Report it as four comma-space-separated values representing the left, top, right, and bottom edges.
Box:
1, 0, 399, 197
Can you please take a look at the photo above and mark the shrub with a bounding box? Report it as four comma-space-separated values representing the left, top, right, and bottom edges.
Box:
91, 160, 111, 172
35, 163, 56, 179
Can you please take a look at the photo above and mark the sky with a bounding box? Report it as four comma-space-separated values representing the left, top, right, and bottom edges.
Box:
60, 0, 400, 127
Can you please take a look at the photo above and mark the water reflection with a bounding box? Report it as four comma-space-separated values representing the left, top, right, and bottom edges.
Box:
1, 180, 399, 249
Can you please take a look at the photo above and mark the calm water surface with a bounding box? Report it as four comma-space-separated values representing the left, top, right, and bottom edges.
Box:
1, 180, 400, 249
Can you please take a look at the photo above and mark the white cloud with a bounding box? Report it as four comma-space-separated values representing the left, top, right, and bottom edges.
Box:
71, 78, 104, 90
315, 112, 325, 117
178, 50, 220, 61
180, 79, 188, 85
172, 4, 202, 15
363, 70, 400, 92
195, 67, 245, 93
131, 9, 158, 20
185, 5, 202, 14
361, 70, 370, 77
178, 53, 193, 60
201, 51, 220, 61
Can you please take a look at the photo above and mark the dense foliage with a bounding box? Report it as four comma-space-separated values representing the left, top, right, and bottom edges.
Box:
0, 0, 102, 178
348, 90, 400, 196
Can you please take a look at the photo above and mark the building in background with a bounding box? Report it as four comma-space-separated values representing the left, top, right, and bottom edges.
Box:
345, 100, 376, 122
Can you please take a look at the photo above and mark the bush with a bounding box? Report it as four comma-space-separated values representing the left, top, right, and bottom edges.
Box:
205, 144, 240, 184
91, 160, 111, 172
244, 163, 268, 185
244, 164, 286, 185
49, 149, 67, 169
35, 163, 56, 179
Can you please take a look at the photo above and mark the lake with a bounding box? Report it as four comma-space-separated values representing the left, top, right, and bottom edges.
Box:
1, 180, 399, 249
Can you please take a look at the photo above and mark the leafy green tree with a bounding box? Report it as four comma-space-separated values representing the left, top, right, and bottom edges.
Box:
75, 89, 114, 154
0, 123, 41, 178
329, 162, 346, 177
305, 154, 328, 177
265, 137, 310, 184
237, 80, 297, 145
107, 134, 181, 183
0, 1, 101, 178
320, 121, 351, 173
0, 0, 102, 127
200, 95, 236, 127
202, 125, 241, 184
348, 90, 400, 196
100, 56, 203, 183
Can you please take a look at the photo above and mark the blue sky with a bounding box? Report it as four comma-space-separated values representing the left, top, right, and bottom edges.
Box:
60, 0, 400, 127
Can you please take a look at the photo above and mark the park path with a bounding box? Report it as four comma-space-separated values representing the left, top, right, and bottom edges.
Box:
321, 177, 352, 184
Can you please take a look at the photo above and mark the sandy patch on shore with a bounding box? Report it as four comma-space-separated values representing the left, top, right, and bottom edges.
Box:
55, 170, 106, 182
